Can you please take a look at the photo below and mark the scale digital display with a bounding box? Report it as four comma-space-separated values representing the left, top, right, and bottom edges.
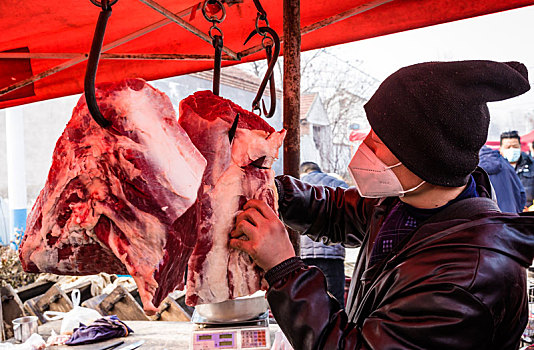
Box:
192, 327, 270, 349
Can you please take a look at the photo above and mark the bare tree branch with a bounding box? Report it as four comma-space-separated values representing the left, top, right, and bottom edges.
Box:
239, 47, 379, 175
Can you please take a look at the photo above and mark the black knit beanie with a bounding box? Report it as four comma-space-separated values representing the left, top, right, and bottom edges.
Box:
365, 60, 530, 187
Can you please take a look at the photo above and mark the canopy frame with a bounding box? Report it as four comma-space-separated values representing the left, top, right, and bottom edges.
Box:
0, 0, 392, 99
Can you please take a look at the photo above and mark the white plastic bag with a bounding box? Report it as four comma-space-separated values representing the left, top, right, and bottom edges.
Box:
43, 289, 101, 335
271, 330, 294, 350
0, 333, 46, 350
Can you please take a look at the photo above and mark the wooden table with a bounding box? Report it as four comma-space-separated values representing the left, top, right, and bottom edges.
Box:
5, 319, 281, 349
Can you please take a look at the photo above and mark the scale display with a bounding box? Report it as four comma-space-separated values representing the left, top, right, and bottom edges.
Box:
191, 327, 270, 349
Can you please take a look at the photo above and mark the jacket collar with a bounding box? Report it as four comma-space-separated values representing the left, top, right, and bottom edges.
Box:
402, 211, 534, 267
373, 168, 534, 268
518, 152, 534, 168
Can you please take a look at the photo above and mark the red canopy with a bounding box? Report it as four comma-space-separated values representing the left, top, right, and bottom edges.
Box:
1, 0, 534, 109
522, 130, 534, 145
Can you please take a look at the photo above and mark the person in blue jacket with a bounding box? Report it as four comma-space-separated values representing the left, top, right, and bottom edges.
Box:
500, 130, 534, 208
478, 145, 525, 213
299, 161, 348, 306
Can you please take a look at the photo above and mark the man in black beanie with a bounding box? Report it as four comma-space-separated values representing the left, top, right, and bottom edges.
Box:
230, 60, 534, 349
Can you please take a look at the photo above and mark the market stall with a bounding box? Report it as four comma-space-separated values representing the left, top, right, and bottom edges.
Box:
2, 1, 534, 349
5, 319, 282, 349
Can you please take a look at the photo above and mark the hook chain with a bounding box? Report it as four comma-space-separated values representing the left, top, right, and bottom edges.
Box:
203, 0, 226, 96
90, 0, 118, 10
253, 0, 270, 38
202, 0, 226, 40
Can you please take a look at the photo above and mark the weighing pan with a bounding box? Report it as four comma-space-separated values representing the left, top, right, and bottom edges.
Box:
195, 291, 268, 323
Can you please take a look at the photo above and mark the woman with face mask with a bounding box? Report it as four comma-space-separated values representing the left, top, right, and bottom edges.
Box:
229, 61, 534, 349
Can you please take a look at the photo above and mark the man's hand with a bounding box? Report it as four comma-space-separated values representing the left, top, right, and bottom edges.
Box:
229, 199, 295, 271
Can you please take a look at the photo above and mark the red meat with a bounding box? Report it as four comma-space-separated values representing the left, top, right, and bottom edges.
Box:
19, 79, 206, 314
179, 90, 286, 306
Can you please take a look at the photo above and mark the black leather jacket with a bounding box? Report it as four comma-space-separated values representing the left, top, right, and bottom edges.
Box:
266, 168, 534, 349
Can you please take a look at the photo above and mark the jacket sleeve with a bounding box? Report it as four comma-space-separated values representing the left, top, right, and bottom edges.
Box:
275, 175, 374, 247
266, 258, 495, 350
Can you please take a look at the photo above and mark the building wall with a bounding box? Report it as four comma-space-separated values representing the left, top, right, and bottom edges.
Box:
0, 95, 79, 203
335, 142, 355, 181
306, 98, 330, 126
299, 96, 339, 173
300, 122, 321, 167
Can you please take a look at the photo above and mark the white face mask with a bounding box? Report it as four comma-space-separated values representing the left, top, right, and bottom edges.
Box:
502, 147, 521, 163
348, 143, 425, 198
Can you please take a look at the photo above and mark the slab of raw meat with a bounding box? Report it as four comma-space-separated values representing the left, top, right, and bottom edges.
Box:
179, 90, 286, 306
19, 79, 206, 313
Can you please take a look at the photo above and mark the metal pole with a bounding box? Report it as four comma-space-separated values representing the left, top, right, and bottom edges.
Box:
5, 107, 27, 249
283, 0, 301, 253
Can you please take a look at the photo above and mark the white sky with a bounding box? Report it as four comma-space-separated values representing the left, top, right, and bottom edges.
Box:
327, 5, 534, 140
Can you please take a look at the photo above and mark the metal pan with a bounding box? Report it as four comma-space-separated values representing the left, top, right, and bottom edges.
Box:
195, 291, 268, 323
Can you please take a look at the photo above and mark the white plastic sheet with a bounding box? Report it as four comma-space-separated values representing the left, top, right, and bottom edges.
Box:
271, 330, 293, 350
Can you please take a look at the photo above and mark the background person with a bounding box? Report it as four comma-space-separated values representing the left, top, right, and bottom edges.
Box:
500, 130, 534, 208
230, 60, 534, 349
478, 145, 526, 213
299, 161, 348, 307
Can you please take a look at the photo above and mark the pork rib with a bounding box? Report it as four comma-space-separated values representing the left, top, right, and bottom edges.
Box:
179, 90, 286, 306
19, 79, 206, 313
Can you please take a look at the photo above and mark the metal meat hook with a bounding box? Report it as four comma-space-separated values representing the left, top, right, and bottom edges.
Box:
243, 27, 280, 118
228, 112, 240, 143
261, 44, 276, 117
84, 0, 115, 128
212, 34, 223, 96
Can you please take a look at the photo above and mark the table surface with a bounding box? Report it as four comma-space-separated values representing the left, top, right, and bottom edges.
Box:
5, 320, 281, 349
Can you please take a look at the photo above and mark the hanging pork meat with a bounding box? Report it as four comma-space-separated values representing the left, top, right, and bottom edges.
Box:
19, 79, 206, 313
179, 90, 286, 306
